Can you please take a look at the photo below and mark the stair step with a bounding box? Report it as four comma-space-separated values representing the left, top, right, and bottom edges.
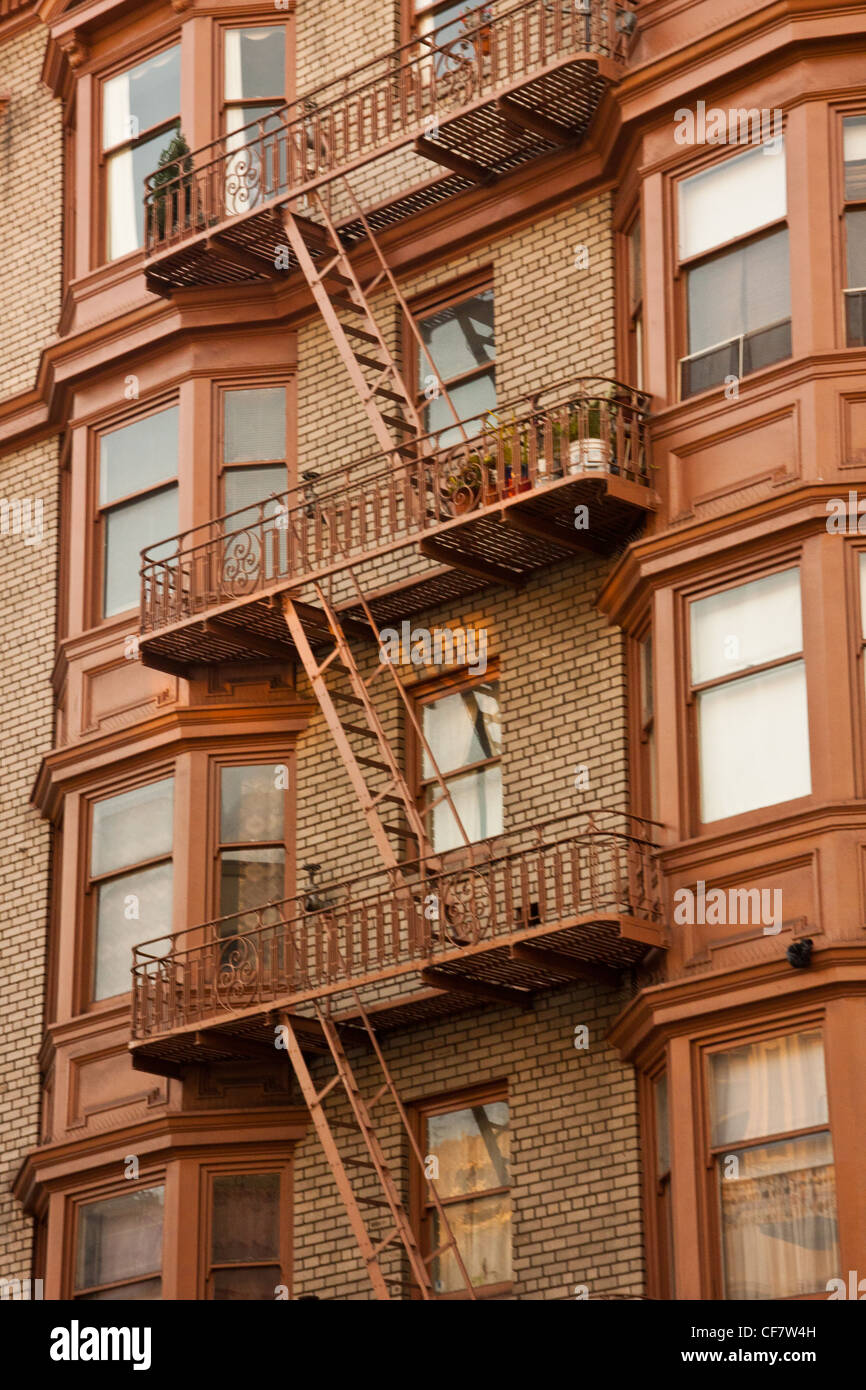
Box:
354, 754, 391, 772
374, 386, 412, 405
343, 1157, 377, 1169
332, 294, 368, 315
353, 351, 388, 372
343, 323, 382, 346
381, 414, 417, 434
329, 689, 365, 707
382, 823, 419, 840
342, 722, 380, 740
290, 213, 330, 249
322, 269, 353, 288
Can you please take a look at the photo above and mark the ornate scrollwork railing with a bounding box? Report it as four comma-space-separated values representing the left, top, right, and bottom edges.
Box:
131, 810, 661, 1041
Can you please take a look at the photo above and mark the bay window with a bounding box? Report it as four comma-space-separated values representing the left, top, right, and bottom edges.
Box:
842, 117, 866, 345
416, 1088, 511, 1296
217, 762, 288, 929
74, 1186, 164, 1300
221, 386, 288, 524
88, 777, 174, 1001
418, 678, 502, 852
689, 568, 811, 823
102, 46, 181, 261
709, 1031, 839, 1299
678, 143, 791, 397
206, 1171, 285, 1300
415, 285, 495, 444
99, 404, 179, 618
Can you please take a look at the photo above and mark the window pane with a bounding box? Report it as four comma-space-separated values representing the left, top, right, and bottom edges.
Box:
422, 683, 501, 778
424, 368, 497, 443
843, 116, 866, 200
212, 1266, 281, 1300
427, 1101, 510, 1198
219, 848, 285, 919
92, 778, 174, 878
107, 123, 181, 260
95, 863, 174, 1000
103, 46, 180, 149
100, 407, 179, 507
681, 339, 739, 399
104, 483, 179, 617
709, 1032, 828, 1147
690, 569, 802, 685
224, 388, 286, 463
678, 142, 786, 261
220, 764, 285, 842
225, 27, 286, 100
687, 229, 790, 357
418, 290, 495, 384
212, 1173, 280, 1263
718, 1133, 838, 1300
224, 466, 288, 528
697, 661, 811, 822
430, 765, 503, 852
430, 1193, 512, 1292
846, 207, 866, 288
75, 1187, 164, 1292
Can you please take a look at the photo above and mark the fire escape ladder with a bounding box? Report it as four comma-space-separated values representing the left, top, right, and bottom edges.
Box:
281, 182, 467, 464
280, 997, 477, 1300
282, 570, 473, 877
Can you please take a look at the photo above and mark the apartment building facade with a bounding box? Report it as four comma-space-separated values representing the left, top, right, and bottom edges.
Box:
0, 0, 864, 1303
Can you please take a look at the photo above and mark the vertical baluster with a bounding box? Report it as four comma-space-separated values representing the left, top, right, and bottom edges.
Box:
571, 842, 582, 915
553, 845, 564, 919
360, 904, 369, 973
376, 898, 385, 967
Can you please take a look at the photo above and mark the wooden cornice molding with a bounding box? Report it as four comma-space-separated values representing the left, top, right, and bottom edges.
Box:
31, 699, 314, 818
608, 943, 866, 1063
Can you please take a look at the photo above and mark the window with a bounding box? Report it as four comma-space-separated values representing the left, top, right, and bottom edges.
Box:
842, 117, 866, 345
99, 405, 179, 618
217, 763, 287, 930
416, 1089, 511, 1296
206, 1172, 284, 1299
102, 46, 181, 261
637, 629, 657, 821
627, 216, 644, 389
689, 568, 811, 823
415, 286, 495, 444
74, 1186, 164, 1300
678, 143, 791, 397
221, 386, 288, 523
653, 1071, 674, 1300
412, 2, 491, 71
88, 778, 174, 1001
418, 678, 502, 852
708, 1031, 839, 1300
224, 25, 286, 142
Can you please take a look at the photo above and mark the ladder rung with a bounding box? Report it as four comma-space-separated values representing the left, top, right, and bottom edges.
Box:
332, 294, 368, 315
381, 414, 416, 433
374, 386, 412, 405
290, 214, 330, 249
382, 823, 418, 840
353, 351, 387, 372
354, 754, 391, 772
357, 1197, 393, 1209
375, 792, 408, 806
343, 1157, 377, 1169
322, 270, 353, 287
329, 689, 365, 707
342, 722, 379, 740
343, 322, 381, 345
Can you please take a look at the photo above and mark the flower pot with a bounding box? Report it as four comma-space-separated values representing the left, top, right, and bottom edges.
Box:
569, 437, 608, 473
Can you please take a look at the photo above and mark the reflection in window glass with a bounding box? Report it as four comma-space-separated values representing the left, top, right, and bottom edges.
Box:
423, 1098, 511, 1293
421, 682, 502, 852
75, 1187, 164, 1299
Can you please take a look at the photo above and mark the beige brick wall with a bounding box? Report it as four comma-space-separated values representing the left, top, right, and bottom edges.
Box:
292, 982, 644, 1299
0, 437, 57, 1276
0, 21, 63, 402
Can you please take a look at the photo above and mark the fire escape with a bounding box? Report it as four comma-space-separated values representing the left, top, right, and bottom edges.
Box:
132, 2, 657, 1299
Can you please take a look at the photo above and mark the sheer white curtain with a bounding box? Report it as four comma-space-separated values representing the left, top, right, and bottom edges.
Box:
104, 73, 138, 259
678, 142, 787, 260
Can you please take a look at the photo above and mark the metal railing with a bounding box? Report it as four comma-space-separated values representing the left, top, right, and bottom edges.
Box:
131, 810, 661, 1040
140, 376, 650, 635
143, 0, 637, 253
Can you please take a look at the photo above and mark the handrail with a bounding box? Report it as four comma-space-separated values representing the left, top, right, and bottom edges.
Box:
139, 376, 651, 635
143, 0, 637, 254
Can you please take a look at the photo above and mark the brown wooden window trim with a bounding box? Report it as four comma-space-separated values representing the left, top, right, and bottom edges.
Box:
199, 1158, 292, 1301
628, 615, 655, 825
66, 1172, 168, 1300
214, 377, 294, 520
696, 1016, 836, 1302
640, 1057, 673, 1301
671, 136, 791, 402
679, 552, 813, 837
405, 268, 494, 428
409, 1079, 511, 1301
835, 104, 866, 346
848, 542, 866, 797
78, 764, 176, 1016
207, 750, 296, 926
95, 35, 183, 269
90, 392, 180, 630
407, 660, 501, 859
625, 209, 644, 391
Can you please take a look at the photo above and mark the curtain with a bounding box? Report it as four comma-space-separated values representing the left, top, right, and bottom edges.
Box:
710, 1032, 828, 1147
678, 142, 786, 261
690, 568, 802, 685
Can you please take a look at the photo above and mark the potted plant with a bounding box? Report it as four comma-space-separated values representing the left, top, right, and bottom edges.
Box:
150, 130, 193, 242
568, 396, 609, 473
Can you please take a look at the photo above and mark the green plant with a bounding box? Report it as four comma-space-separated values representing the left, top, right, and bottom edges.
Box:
151, 129, 193, 239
